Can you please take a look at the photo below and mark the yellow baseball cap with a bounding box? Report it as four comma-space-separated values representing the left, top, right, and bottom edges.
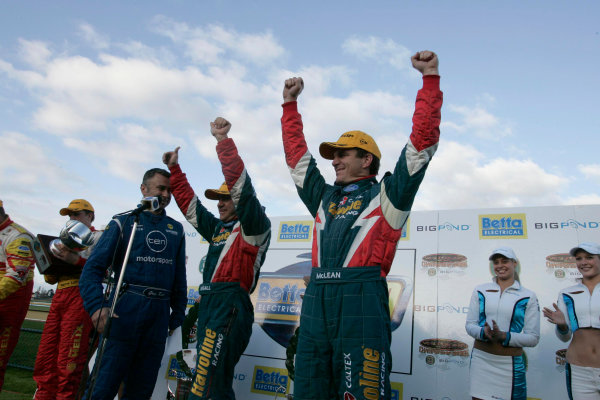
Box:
0, 199, 3, 208
204, 182, 231, 200
59, 199, 95, 216
319, 130, 381, 160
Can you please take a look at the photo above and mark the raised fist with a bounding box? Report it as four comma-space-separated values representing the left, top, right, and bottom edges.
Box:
411, 51, 439, 76
210, 117, 231, 141
162, 146, 180, 168
283, 77, 304, 103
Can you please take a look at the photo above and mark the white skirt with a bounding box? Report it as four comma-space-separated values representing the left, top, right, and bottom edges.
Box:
567, 363, 600, 400
469, 348, 527, 400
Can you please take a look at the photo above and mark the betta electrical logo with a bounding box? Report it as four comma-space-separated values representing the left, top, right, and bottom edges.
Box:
250, 253, 413, 348
277, 220, 313, 242
390, 382, 403, 400
479, 213, 527, 239
186, 286, 200, 307
400, 218, 410, 241
251, 366, 289, 396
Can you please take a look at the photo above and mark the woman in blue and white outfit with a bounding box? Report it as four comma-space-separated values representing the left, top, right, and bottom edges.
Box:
465, 247, 540, 400
543, 242, 600, 400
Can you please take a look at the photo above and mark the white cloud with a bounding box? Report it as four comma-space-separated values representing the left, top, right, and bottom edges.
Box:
151, 17, 285, 67
342, 36, 412, 71
415, 141, 568, 210
63, 123, 179, 182
0, 131, 73, 192
578, 164, 600, 184
564, 193, 600, 205
20, 54, 244, 134
444, 104, 512, 140
17, 39, 52, 70
118, 40, 177, 66
78, 23, 110, 49
0, 131, 86, 236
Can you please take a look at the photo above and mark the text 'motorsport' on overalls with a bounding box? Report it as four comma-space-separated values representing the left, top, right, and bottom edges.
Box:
281, 75, 442, 399
169, 137, 271, 399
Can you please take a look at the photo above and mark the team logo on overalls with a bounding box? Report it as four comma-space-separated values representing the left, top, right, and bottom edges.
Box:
212, 227, 231, 244
146, 230, 167, 252
328, 199, 363, 217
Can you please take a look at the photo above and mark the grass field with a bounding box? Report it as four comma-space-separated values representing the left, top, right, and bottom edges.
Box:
1, 319, 44, 399
1, 367, 36, 399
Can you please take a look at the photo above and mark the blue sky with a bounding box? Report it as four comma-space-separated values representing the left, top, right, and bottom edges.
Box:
2, 1, 599, 239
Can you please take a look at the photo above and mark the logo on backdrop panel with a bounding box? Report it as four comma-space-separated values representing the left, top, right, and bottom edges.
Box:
545, 253, 581, 280
421, 253, 468, 278
390, 382, 403, 400
251, 365, 289, 396
416, 222, 471, 233
417, 339, 469, 370
277, 220, 313, 242
534, 219, 600, 230
400, 218, 410, 241
479, 213, 527, 239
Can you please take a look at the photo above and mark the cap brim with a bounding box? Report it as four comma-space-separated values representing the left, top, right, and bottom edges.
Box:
570, 247, 585, 257
59, 208, 71, 216
319, 142, 352, 160
204, 189, 230, 200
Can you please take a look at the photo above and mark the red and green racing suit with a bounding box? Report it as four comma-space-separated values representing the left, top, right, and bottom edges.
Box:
281, 75, 442, 400
169, 137, 271, 400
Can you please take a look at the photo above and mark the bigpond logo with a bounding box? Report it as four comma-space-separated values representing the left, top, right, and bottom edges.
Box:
251, 365, 289, 396
277, 220, 313, 242
479, 213, 527, 239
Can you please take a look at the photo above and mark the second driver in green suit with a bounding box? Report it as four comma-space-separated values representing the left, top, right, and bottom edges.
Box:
163, 117, 271, 400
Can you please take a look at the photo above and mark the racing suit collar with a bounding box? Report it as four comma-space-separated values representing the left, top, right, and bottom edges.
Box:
334, 175, 377, 192
0, 216, 13, 231
223, 219, 238, 228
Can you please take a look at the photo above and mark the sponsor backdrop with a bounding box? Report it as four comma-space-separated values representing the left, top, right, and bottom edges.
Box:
156, 204, 598, 399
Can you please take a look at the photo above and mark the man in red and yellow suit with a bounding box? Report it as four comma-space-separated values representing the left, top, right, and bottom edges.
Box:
33, 199, 103, 400
0, 199, 35, 391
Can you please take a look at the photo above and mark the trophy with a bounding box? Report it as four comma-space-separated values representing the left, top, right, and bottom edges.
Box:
32, 220, 95, 275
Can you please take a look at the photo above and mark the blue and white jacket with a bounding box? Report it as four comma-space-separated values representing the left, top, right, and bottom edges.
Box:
555, 281, 600, 342
465, 279, 540, 348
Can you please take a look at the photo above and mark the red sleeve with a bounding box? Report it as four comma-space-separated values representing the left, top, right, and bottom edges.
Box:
216, 138, 244, 190
168, 164, 197, 215
410, 75, 442, 152
281, 101, 309, 169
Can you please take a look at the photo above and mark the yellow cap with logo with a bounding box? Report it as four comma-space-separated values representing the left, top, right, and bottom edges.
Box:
205, 182, 231, 200
319, 130, 381, 160
59, 199, 95, 216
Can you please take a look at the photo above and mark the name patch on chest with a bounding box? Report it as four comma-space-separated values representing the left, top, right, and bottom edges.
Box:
315, 271, 342, 281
